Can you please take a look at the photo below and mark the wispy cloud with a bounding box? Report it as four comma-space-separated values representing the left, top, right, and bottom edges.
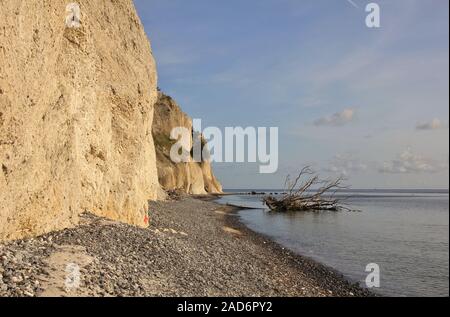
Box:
135, 0, 449, 188
416, 118, 447, 131
379, 149, 447, 174
155, 50, 192, 67
314, 108, 356, 127
346, 0, 359, 9
324, 153, 368, 176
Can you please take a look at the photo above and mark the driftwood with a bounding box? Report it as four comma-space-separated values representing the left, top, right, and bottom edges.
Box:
263, 167, 352, 212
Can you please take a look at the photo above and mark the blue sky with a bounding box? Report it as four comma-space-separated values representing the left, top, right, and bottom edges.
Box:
134, 0, 449, 189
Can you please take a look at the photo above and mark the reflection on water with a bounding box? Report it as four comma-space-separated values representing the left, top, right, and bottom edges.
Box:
217, 191, 449, 297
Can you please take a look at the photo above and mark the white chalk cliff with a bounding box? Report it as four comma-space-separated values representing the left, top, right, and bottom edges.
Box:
153, 93, 223, 195
0, 0, 160, 240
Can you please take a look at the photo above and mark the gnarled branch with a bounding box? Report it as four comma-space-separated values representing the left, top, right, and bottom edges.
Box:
263, 167, 354, 212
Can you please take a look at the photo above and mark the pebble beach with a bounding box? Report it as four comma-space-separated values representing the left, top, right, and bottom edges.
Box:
0, 196, 371, 297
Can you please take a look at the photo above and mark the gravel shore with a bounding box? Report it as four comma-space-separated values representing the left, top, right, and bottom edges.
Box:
0, 196, 371, 297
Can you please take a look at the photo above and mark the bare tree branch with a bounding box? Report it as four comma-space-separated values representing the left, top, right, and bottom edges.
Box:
263, 167, 356, 212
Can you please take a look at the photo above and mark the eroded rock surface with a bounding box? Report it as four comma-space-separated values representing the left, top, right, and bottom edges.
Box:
153, 93, 222, 195
0, 0, 159, 241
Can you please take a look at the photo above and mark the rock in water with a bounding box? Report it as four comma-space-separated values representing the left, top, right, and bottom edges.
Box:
0, 0, 159, 241
153, 93, 222, 195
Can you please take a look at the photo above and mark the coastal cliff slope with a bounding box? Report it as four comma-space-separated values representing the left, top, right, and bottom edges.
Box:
0, 0, 159, 241
153, 93, 222, 195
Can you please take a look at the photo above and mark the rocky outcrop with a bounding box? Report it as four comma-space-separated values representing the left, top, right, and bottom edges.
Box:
153, 93, 222, 195
0, 0, 159, 241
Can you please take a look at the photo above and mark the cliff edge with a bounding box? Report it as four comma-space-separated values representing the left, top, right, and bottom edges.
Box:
0, 0, 159, 241
153, 93, 222, 195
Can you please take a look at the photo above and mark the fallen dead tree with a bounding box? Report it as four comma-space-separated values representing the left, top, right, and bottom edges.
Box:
263, 167, 353, 212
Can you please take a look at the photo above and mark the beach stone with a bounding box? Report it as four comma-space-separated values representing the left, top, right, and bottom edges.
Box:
0, 283, 7, 292
0, 198, 373, 297
11, 276, 23, 283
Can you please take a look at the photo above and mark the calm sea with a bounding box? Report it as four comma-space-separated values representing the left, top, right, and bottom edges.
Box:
217, 189, 449, 297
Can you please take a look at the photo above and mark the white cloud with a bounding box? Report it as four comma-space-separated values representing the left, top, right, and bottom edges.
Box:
416, 118, 446, 131
379, 149, 447, 174
314, 108, 355, 127
324, 154, 368, 176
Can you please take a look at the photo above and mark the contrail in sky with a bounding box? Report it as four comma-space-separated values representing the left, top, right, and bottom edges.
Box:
346, 0, 359, 8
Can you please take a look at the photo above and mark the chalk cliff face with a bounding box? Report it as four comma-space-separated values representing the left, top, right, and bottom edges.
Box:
0, 0, 159, 240
153, 93, 222, 195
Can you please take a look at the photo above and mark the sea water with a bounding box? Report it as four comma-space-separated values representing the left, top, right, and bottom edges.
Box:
217, 190, 449, 297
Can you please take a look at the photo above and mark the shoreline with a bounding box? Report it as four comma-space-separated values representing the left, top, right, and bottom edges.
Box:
202, 195, 374, 297
0, 195, 372, 297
